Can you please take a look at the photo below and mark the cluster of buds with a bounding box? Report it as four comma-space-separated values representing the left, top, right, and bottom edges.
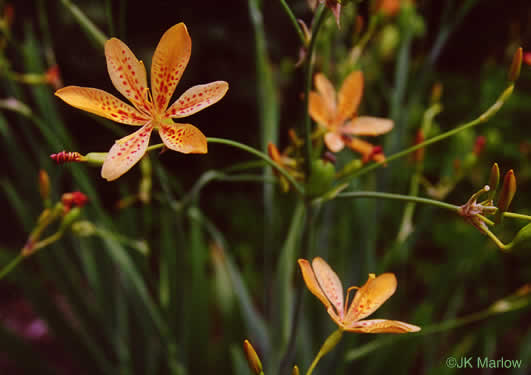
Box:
21, 170, 88, 257
457, 163, 531, 251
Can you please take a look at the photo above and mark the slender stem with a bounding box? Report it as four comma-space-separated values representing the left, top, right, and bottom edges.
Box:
0, 254, 24, 280
207, 137, 305, 194
306, 329, 344, 375
339, 84, 514, 183
303, 5, 327, 177
279, 0, 307, 46
504, 212, 531, 221
483, 227, 508, 251
336, 191, 460, 212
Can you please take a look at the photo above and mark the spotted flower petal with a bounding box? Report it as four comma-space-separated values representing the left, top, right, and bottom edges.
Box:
312, 257, 344, 318
105, 37, 149, 113
345, 273, 397, 323
342, 116, 394, 136
346, 319, 421, 333
151, 23, 191, 114
101, 123, 153, 181
158, 122, 207, 154
337, 70, 364, 123
167, 81, 229, 118
55, 86, 150, 125
298, 259, 333, 311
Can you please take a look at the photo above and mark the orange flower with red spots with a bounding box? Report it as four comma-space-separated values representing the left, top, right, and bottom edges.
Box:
56, 23, 228, 181
309, 71, 393, 162
298, 257, 420, 333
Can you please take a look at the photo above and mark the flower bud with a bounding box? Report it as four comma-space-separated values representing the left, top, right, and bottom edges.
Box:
61, 191, 89, 212
243, 340, 263, 375
38, 170, 50, 201
496, 169, 516, 223
508, 47, 522, 82
487, 163, 500, 202
292, 365, 300, 375
306, 159, 335, 197
59, 206, 81, 232
524, 52, 531, 66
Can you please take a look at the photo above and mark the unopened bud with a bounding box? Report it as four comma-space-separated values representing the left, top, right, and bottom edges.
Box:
306, 159, 335, 197
430, 82, 443, 103
473, 135, 486, 156
61, 191, 89, 212
487, 163, 500, 202
292, 365, 300, 375
413, 130, 425, 163
496, 170, 516, 223
508, 47, 523, 82
50, 151, 83, 164
38, 170, 50, 201
243, 340, 263, 375
524, 52, 531, 66
71, 220, 96, 236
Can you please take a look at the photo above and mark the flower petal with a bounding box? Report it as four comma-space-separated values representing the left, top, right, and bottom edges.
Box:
101, 123, 153, 181
342, 116, 394, 136
312, 257, 344, 318
345, 319, 421, 334
55, 86, 150, 125
343, 137, 374, 156
314, 73, 336, 115
167, 81, 229, 118
309, 92, 332, 128
297, 259, 332, 311
105, 37, 150, 113
337, 70, 363, 122
324, 131, 345, 152
345, 273, 397, 323
158, 123, 207, 154
151, 23, 191, 114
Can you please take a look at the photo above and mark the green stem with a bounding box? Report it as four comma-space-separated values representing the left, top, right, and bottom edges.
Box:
0, 254, 24, 280
279, 0, 307, 46
336, 191, 460, 212
303, 5, 327, 177
339, 84, 514, 183
306, 329, 344, 375
207, 137, 305, 194
503, 212, 531, 221
60, 0, 108, 47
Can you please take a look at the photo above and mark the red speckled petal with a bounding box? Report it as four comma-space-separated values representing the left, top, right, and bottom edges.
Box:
345, 319, 421, 334
345, 273, 397, 324
151, 23, 191, 114
158, 123, 207, 154
312, 257, 345, 319
55, 86, 150, 125
298, 259, 332, 311
101, 124, 153, 181
167, 81, 228, 118
105, 38, 151, 114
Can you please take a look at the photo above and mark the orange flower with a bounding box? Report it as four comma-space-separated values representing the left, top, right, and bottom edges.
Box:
308, 71, 393, 160
298, 257, 420, 333
56, 23, 228, 181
